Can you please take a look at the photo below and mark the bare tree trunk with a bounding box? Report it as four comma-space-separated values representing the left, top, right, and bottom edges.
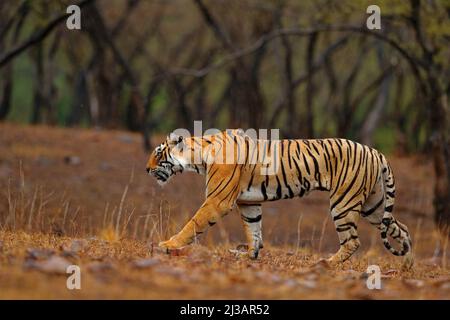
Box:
193, 0, 268, 129
0, 64, 13, 120
429, 83, 450, 233
68, 70, 91, 126
305, 32, 318, 138
409, 0, 449, 233
360, 44, 392, 146
31, 43, 44, 124
0, 2, 29, 121
274, 4, 297, 137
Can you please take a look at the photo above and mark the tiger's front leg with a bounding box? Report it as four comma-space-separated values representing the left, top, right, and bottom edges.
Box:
159, 165, 242, 252
158, 199, 233, 251
238, 204, 263, 259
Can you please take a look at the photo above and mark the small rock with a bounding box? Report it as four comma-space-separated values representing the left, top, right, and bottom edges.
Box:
132, 258, 160, 269
118, 134, 134, 144
35, 156, 53, 167
25, 256, 72, 275
284, 279, 300, 288
60, 250, 78, 259
343, 269, 363, 280
402, 279, 425, 288
298, 279, 317, 289
87, 261, 115, 273
64, 156, 81, 166
99, 162, 112, 171
269, 274, 282, 283
26, 248, 55, 260
70, 239, 88, 253
155, 266, 185, 277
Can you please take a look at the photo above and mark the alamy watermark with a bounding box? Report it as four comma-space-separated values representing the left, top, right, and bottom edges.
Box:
366, 264, 382, 290
66, 265, 81, 290
166, 121, 281, 175
66, 5, 81, 30
65, 4, 382, 32
366, 5, 381, 30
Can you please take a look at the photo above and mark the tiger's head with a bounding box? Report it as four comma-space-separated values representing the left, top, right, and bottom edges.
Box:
146, 133, 192, 185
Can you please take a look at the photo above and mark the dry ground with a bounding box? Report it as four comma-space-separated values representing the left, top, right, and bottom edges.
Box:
0, 123, 448, 299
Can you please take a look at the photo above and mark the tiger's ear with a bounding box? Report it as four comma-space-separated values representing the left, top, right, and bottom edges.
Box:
168, 132, 184, 146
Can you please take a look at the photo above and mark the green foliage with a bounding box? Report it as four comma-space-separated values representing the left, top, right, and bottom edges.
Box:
8, 56, 33, 123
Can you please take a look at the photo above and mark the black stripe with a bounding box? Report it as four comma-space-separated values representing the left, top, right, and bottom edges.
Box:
206, 166, 219, 187
302, 153, 310, 175
275, 176, 282, 199
208, 165, 238, 197
287, 140, 292, 169
241, 214, 262, 223
333, 201, 362, 221
261, 182, 268, 201
280, 158, 294, 198
247, 172, 255, 191
361, 198, 384, 217
340, 235, 359, 246
330, 142, 365, 211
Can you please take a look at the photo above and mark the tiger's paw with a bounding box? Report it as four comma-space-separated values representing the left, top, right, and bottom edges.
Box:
158, 237, 187, 253
326, 254, 346, 268
232, 244, 260, 260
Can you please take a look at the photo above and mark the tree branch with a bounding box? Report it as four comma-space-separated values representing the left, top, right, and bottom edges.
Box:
167, 24, 426, 85
0, 0, 95, 68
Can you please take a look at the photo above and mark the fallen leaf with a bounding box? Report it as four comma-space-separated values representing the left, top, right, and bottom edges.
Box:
381, 269, 399, 278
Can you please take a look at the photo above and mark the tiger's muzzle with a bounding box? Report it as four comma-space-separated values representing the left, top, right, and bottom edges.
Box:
149, 162, 177, 185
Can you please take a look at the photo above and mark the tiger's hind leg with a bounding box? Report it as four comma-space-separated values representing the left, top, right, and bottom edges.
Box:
361, 179, 386, 229
327, 199, 363, 265
238, 204, 263, 259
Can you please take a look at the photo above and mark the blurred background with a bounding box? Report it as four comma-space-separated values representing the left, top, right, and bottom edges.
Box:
0, 0, 448, 242
0, 0, 449, 299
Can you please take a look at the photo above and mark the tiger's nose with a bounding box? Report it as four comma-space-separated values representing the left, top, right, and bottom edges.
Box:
146, 167, 150, 173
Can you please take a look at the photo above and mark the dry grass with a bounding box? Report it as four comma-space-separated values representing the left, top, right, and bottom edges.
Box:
0, 123, 448, 299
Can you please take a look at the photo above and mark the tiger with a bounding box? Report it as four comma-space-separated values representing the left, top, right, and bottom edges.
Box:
146, 129, 413, 267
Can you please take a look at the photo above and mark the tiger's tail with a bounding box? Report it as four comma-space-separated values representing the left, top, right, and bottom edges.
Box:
379, 154, 412, 257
